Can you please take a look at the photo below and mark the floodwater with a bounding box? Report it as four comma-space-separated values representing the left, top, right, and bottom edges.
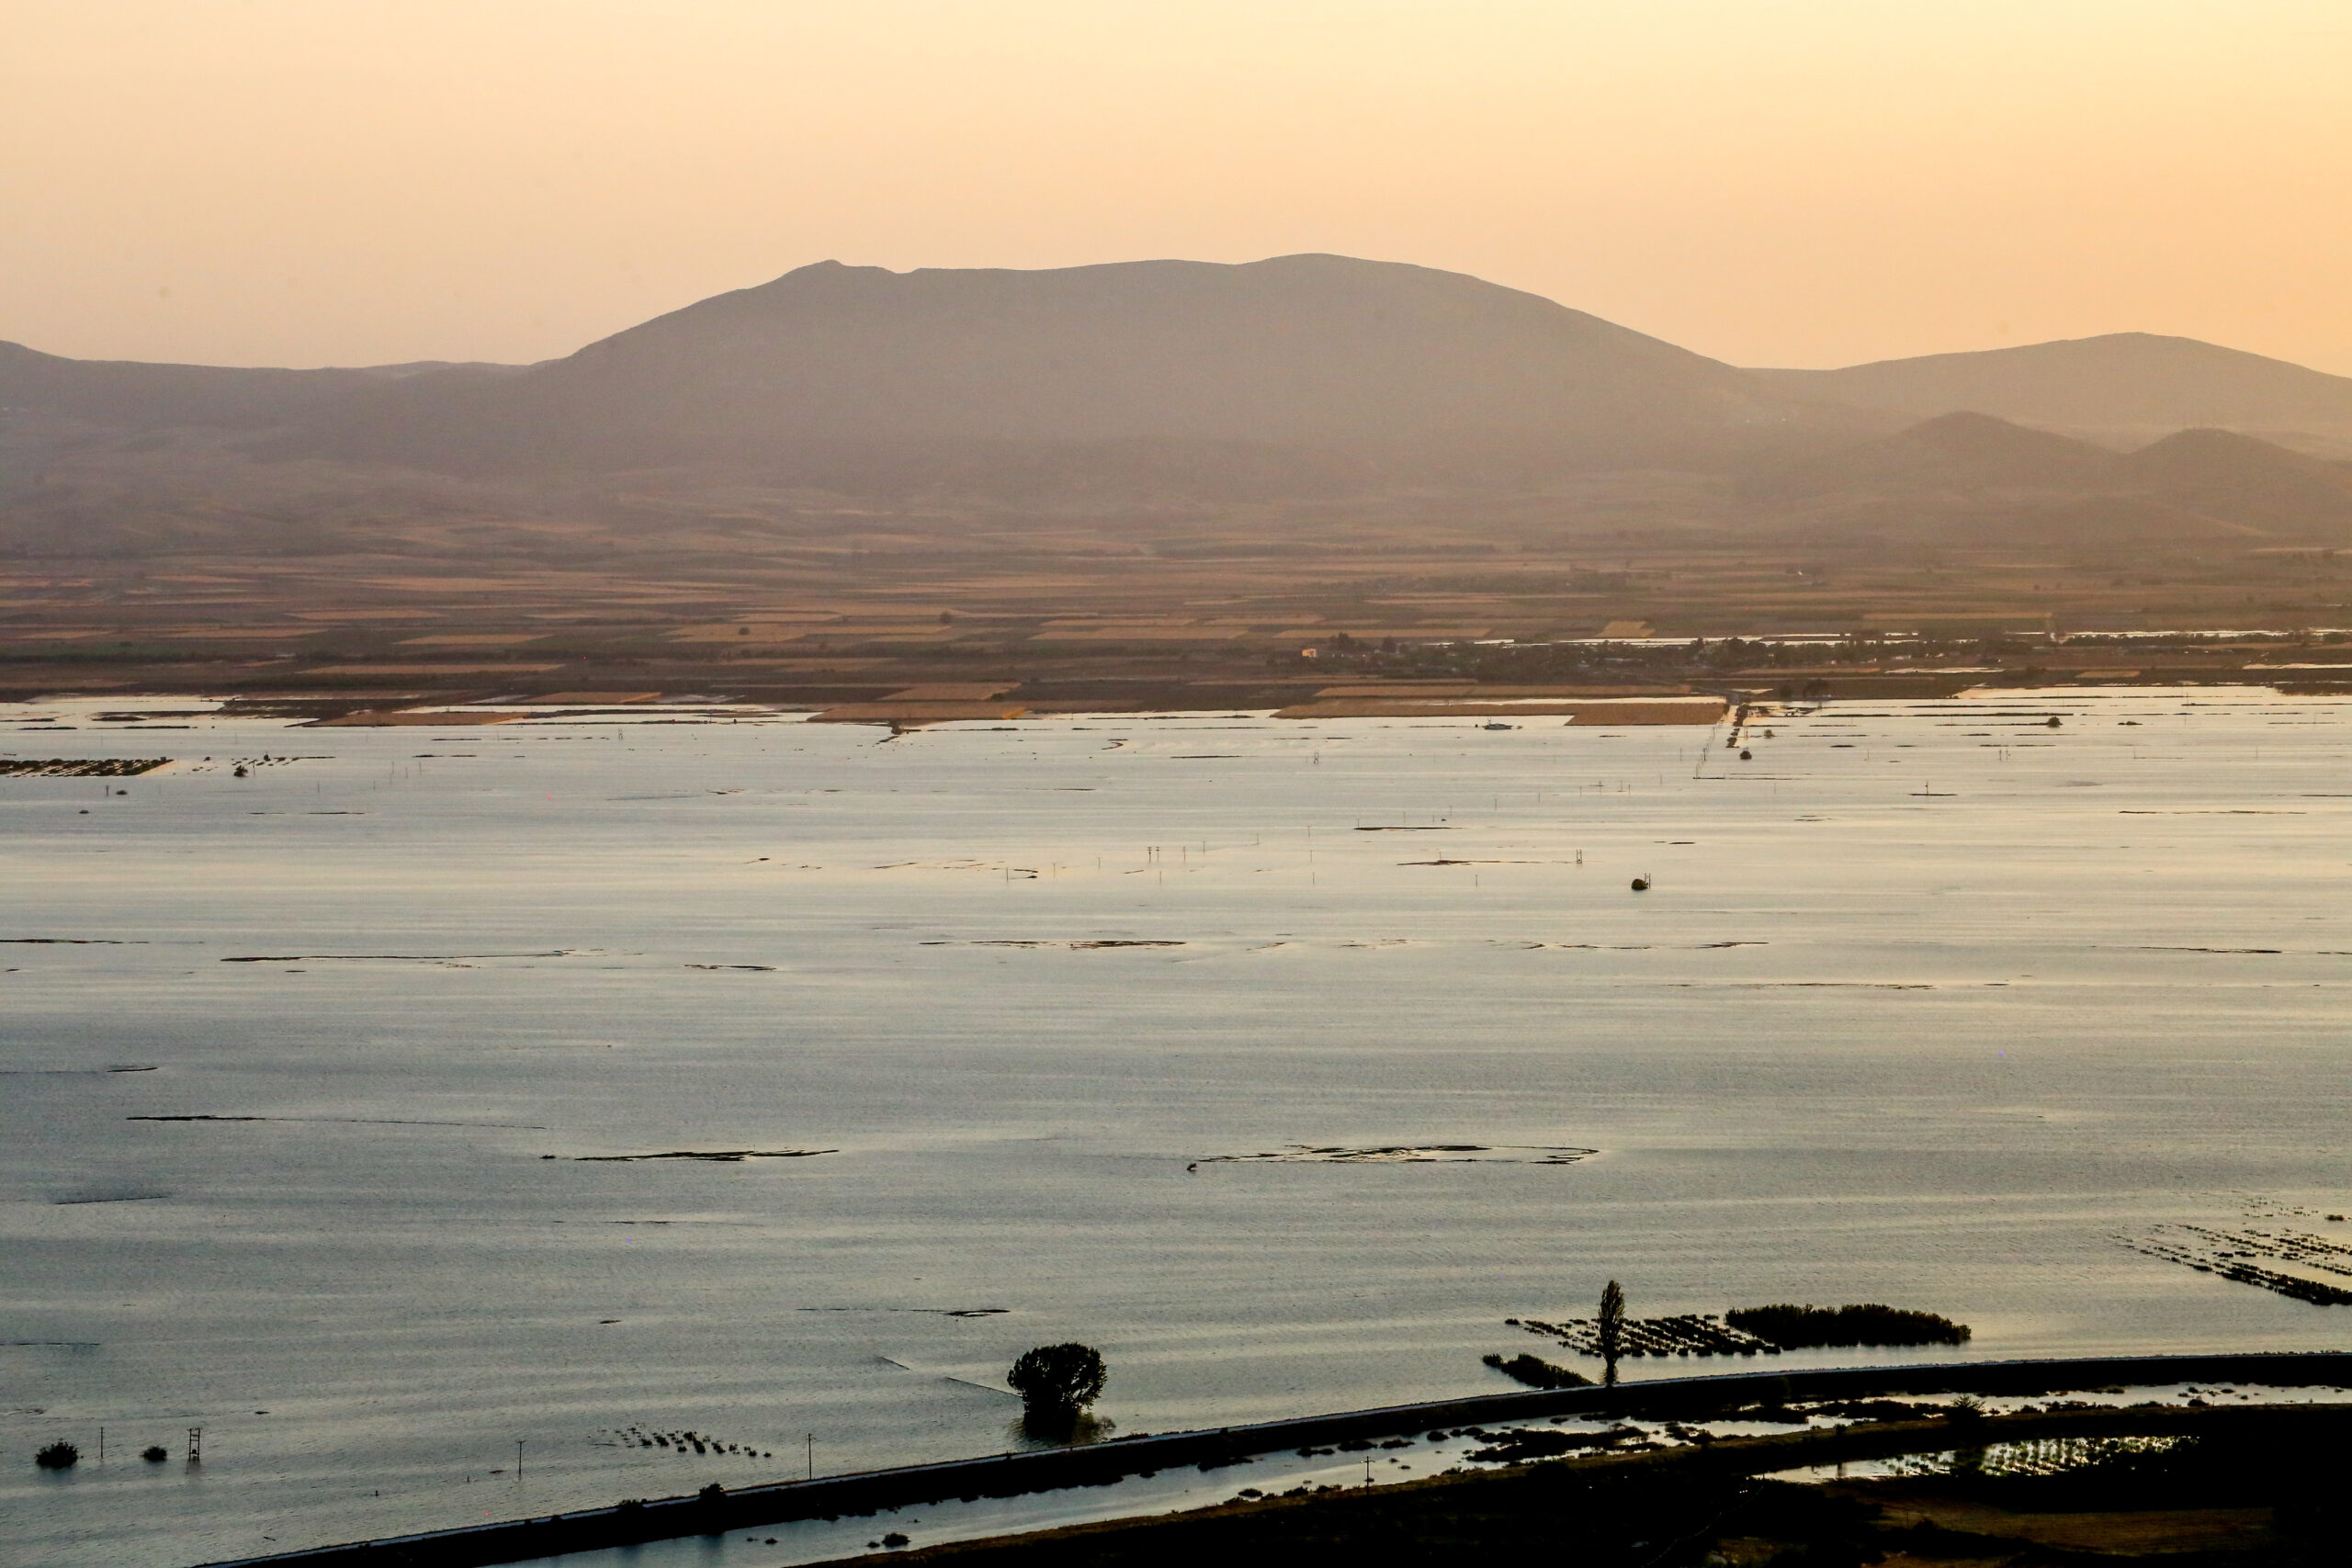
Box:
503, 1380, 2341, 1568
4, 688, 2349, 1567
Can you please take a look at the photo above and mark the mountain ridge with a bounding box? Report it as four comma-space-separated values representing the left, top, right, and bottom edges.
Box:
6, 257, 2351, 537
263, 254, 1818, 477
1748, 411, 2352, 544
1755, 333, 2352, 451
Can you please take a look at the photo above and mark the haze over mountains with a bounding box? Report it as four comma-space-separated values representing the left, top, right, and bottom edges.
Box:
5, 253, 2351, 555
277, 255, 1824, 477
6, 256, 1815, 488
0, 344, 518, 434
1758, 334, 2352, 454
1748, 412, 2352, 545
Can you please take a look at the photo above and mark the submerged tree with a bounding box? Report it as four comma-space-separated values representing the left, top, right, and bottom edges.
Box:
1008, 1343, 1107, 1435
1596, 1280, 1627, 1384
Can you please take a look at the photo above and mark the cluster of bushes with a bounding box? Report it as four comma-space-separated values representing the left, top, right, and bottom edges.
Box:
1481, 1352, 1592, 1389
1009, 1343, 1106, 1438
609, 1423, 780, 1458
1461, 1425, 1639, 1464
1725, 1303, 1970, 1349
33, 1439, 176, 1469
1918, 1431, 2331, 1541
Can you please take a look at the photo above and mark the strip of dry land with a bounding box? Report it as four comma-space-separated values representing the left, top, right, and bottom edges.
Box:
192, 1352, 2352, 1568
9, 513, 2352, 717
849, 1402, 2347, 1567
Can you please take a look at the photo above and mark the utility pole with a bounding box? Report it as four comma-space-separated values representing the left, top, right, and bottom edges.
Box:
515, 1439, 525, 1481
806, 1433, 814, 1480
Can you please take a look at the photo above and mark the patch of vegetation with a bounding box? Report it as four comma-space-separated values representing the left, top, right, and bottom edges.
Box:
1481, 1351, 1591, 1389
1514, 1310, 1778, 1358
1010, 1342, 1107, 1434
1463, 1425, 1645, 1464
141, 1445, 169, 1462
35, 1441, 79, 1470
1916, 1430, 2335, 1538
1724, 1303, 1970, 1349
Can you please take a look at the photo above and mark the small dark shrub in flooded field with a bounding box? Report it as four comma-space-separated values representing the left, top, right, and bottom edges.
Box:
1483, 1351, 1592, 1389
36, 1441, 79, 1470
1009, 1342, 1108, 1438
1726, 1303, 1970, 1349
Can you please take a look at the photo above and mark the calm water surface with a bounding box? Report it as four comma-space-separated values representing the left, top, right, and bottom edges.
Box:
4, 690, 2349, 1565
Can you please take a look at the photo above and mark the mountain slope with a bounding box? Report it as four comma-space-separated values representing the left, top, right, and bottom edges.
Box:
1754, 333, 2352, 448
1747, 411, 2116, 501
0, 342, 518, 431
2111, 427, 2352, 528
1747, 413, 2352, 544
268, 254, 1823, 476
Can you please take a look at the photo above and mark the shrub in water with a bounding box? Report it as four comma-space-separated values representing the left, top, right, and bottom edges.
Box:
1009, 1342, 1107, 1434
141, 1445, 169, 1462
36, 1441, 79, 1470
1725, 1303, 1970, 1349
1482, 1351, 1592, 1389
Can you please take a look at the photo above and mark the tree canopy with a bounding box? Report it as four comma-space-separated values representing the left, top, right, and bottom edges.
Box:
1008, 1342, 1107, 1417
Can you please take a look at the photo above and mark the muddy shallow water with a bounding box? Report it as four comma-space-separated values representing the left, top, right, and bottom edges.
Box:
5, 689, 2350, 1566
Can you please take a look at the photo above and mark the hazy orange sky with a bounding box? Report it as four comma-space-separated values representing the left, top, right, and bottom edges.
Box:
6, 1, 2348, 373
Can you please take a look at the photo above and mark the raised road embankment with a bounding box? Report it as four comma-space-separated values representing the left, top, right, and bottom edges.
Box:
198, 1350, 2352, 1568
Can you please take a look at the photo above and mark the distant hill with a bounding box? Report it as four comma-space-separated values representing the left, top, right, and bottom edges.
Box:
9, 262, 2352, 548
0, 342, 519, 431
1747, 411, 2116, 501
7, 257, 1831, 488
2111, 427, 2352, 528
1750, 412, 2352, 543
1755, 334, 2352, 452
